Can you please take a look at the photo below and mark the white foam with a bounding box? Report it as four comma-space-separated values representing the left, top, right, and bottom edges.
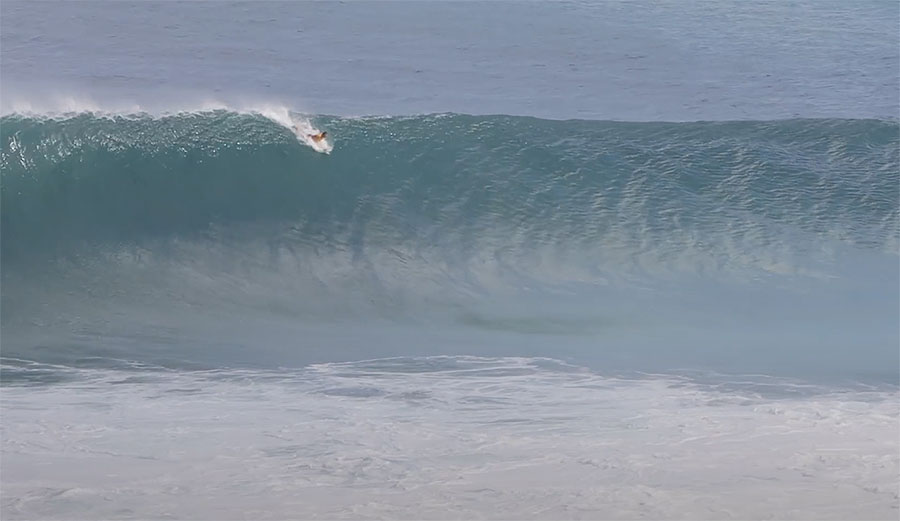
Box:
2, 357, 897, 520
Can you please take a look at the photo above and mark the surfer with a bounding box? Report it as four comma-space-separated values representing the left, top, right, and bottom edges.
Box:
291, 126, 327, 143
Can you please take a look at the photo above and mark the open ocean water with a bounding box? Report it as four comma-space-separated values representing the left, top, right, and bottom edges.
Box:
1, 1, 898, 519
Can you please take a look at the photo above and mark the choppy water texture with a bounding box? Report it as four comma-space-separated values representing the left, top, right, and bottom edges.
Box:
1, 1, 898, 519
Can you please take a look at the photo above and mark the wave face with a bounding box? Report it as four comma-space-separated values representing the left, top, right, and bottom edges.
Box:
3, 112, 897, 263
1, 112, 898, 377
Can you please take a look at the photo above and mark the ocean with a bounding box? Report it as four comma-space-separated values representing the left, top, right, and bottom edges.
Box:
1, 2, 898, 520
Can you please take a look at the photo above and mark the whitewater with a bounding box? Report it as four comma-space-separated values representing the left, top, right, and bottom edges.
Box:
2, 1, 899, 520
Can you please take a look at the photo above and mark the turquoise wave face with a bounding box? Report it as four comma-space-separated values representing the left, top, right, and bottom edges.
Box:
2, 112, 897, 264
1, 112, 898, 378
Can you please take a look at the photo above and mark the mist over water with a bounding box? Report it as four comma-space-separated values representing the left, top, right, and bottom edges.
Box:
2, 1, 898, 519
